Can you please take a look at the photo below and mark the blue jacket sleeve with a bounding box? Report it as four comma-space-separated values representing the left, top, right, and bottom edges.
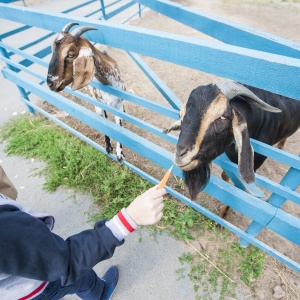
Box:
0, 204, 124, 286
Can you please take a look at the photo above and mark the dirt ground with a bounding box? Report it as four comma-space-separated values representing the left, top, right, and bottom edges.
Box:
21, 0, 300, 298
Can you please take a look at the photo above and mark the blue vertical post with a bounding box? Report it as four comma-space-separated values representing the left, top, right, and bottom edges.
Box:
99, 0, 107, 20
0, 39, 34, 114
240, 163, 300, 247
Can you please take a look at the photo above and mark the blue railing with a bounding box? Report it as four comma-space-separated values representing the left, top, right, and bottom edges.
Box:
0, 0, 299, 272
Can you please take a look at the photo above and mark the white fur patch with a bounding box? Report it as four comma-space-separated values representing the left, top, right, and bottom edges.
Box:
48, 75, 59, 81
56, 33, 65, 41
78, 47, 93, 57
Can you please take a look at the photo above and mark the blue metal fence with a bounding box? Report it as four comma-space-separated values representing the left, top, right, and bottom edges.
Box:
0, 0, 299, 272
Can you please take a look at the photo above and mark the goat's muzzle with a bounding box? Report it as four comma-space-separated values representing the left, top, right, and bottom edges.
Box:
47, 76, 64, 92
47, 78, 54, 89
174, 145, 201, 171
174, 156, 200, 171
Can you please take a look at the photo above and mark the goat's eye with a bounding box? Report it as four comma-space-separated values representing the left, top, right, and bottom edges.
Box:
214, 117, 228, 133
67, 53, 75, 58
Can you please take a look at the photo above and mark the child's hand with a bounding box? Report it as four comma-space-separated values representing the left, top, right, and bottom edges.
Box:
126, 186, 166, 225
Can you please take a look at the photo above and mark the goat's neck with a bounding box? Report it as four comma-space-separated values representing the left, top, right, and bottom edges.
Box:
91, 45, 124, 89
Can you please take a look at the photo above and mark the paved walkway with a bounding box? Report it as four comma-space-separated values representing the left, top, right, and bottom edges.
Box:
0, 0, 196, 299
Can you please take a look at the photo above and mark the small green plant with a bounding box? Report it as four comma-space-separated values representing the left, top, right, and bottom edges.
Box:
178, 237, 265, 299
233, 243, 265, 285
161, 198, 204, 240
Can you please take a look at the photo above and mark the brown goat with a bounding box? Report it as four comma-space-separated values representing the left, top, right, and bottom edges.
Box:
47, 23, 126, 161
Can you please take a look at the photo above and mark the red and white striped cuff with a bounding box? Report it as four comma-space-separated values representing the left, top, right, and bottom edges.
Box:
18, 282, 48, 300
105, 208, 138, 241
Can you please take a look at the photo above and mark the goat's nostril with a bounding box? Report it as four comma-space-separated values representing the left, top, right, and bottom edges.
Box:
177, 147, 188, 158
47, 79, 53, 88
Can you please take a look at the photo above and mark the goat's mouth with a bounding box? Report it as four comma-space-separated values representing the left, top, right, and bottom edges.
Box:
54, 83, 65, 92
174, 157, 200, 171
49, 81, 65, 92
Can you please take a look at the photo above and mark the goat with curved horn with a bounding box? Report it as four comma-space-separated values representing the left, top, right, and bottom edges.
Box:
217, 81, 282, 113
71, 26, 97, 38
47, 23, 126, 161
164, 81, 300, 219
61, 22, 79, 33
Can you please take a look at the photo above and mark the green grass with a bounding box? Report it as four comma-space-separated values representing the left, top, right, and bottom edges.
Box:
0, 115, 150, 219
0, 114, 265, 299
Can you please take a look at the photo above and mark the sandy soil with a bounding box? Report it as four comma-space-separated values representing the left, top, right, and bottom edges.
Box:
22, 0, 300, 298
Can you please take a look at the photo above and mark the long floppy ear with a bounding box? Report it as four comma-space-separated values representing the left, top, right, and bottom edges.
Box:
71, 56, 95, 90
232, 108, 255, 184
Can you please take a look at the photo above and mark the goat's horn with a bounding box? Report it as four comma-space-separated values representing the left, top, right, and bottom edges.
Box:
71, 26, 97, 37
217, 81, 281, 113
61, 22, 79, 33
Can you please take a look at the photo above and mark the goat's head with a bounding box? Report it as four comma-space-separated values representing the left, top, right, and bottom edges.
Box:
47, 23, 97, 92
165, 81, 281, 199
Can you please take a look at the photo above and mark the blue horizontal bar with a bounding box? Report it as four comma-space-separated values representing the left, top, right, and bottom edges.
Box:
7, 32, 55, 57
268, 209, 300, 245
0, 4, 299, 101
122, 5, 146, 24
251, 139, 300, 170
0, 47, 179, 121
0, 55, 43, 78
215, 154, 300, 205
255, 173, 300, 206
63, 88, 177, 145
105, 1, 136, 20
133, 0, 300, 59
240, 164, 300, 247
18, 46, 51, 69
89, 80, 179, 119
85, 8, 102, 19
0, 0, 96, 40
0, 25, 30, 39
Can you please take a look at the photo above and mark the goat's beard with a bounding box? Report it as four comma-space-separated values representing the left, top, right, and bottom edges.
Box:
183, 162, 211, 200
